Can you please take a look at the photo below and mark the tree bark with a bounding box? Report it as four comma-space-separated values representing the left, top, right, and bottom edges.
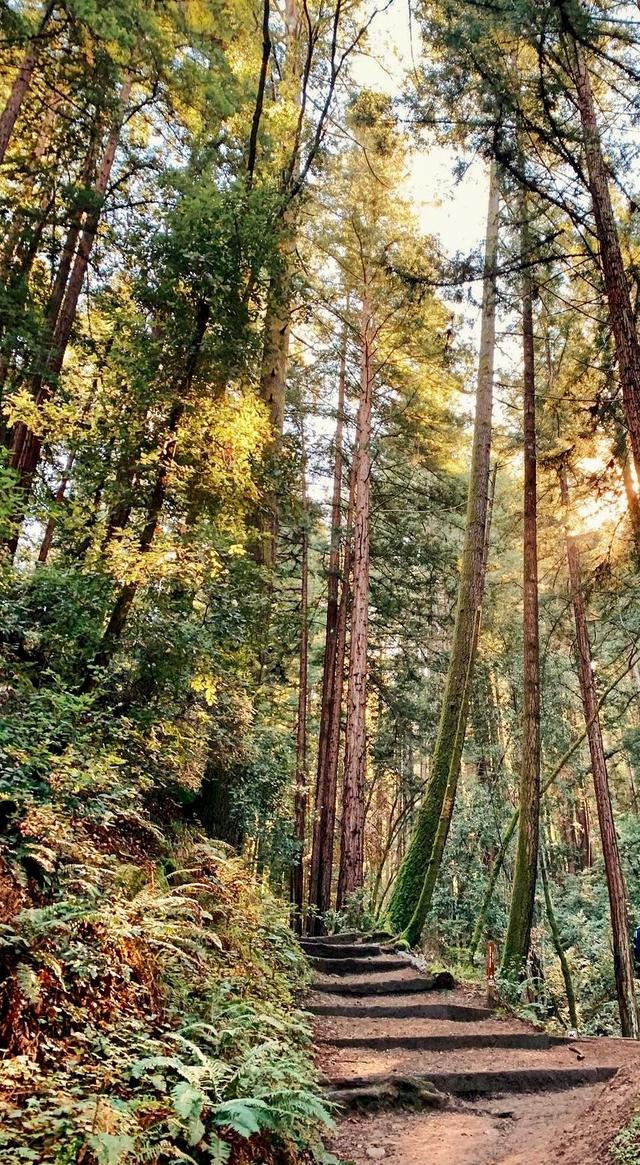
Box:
337, 290, 374, 908
540, 846, 579, 1030
0, 1, 56, 165
558, 457, 638, 1037
7, 78, 132, 538
307, 326, 347, 931
469, 657, 637, 964
85, 299, 210, 683
502, 198, 541, 978
387, 160, 499, 935
290, 447, 309, 931
399, 461, 497, 946
612, 427, 640, 557
36, 452, 74, 564
569, 38, 640, 481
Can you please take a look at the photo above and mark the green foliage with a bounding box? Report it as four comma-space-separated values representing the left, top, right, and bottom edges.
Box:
612, 1116, 640, 1165
0, 835, 330, 1164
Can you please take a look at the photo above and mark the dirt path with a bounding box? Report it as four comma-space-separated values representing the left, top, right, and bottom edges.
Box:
302, 936, 640, 1165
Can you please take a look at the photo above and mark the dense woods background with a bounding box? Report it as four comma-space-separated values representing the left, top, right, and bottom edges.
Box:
3, 0, 640, 1160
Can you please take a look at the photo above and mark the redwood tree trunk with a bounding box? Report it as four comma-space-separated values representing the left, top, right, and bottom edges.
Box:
387, 160, 499, 935
0, 1, 56, 165
569, 38, 640, 481
290, 453, 309, 931
502, 201, 541, 977
307, 328, 347, 931
337, 290, 374, 908
7, 78, 132, 537
558, 457, 638, 1038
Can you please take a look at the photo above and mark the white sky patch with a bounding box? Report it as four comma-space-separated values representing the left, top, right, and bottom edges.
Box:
350, 0, 489, 257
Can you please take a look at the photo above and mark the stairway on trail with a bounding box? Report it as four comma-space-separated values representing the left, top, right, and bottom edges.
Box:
302, 932, 631, 1165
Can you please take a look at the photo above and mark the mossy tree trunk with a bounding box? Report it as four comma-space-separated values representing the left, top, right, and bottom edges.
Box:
386, 160, 499, 935
399, 462, 497, 947
501, 198, 541, 978
540, 846, 578, 1030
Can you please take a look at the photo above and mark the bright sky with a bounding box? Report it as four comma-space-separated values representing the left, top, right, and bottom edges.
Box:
350, 0, 490, 259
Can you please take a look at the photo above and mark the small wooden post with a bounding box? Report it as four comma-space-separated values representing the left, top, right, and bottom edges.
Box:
486, 939, 499, 1008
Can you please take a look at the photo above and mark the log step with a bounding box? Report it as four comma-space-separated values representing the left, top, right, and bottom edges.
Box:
314, 972, 455, 997
303, 931, 362, 945
301, 942, 382, 959
310, 955, 410, 976
308, 1002, 494, 1022
318, 1032, 554, 1051
327, 1065, 618, 1108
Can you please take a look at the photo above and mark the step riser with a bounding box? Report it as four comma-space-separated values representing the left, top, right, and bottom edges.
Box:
314, 972, 455, 997
328, 1066, 618, 1103
310, 957, 409, 976
301, 943, 381, 959
319, 1033, 552, 1051
302, 932, 362, 945
309, 1004, 493, 1021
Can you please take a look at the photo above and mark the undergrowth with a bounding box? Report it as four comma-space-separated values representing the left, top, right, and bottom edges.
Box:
0, 799, 332, 1165
611, 1114, 640, 1165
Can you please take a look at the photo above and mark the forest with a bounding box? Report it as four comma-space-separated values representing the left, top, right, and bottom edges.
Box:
2, 0, 640, 1162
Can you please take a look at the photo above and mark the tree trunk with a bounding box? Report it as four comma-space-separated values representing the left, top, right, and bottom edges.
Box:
85, 300, 210, 683
0, 89, 61, 277
0, 117, 99, 412
613, 427, 640, 557
290, 443, 309, 932
0, 1, 56, 165
558, 457, 638, 1037
540, 846, 579, 1030
387, 160, 499, 935
36, 452, 74, 564
469, 658, 637, 964
569, 38, 640, 481
399, 462, 497, 946
7, 78, 132, 539
307, 327, 347, 931
337, 291, 374, 908
502, 199, 541, 977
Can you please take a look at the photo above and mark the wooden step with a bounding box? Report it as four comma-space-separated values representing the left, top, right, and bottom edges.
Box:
302, 931, 362, 945
318, 1031, 554, 1051
310, 955, 410, 976
313, 971, 455, 996
300, 941, 382, 959
308, 1001, 494, 1022
327, 1065, 618, 1108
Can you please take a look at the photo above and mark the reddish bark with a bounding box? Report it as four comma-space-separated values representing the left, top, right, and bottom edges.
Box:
0, 2, 56, 165
307, 328, 347, 930
559, 458, 638, 1038
570, 40, 640, 482
290, 454, 309, 930
502, 199, 541, 975
337, 291, 374, 908
7, 79, 132, 550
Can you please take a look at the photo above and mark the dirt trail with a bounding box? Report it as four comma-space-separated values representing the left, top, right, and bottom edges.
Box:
303, 937, 640, 1165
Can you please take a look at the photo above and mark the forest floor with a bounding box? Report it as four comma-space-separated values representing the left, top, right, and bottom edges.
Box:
303, 938, 640, 1165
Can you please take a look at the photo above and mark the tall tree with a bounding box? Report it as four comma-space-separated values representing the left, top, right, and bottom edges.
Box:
387, 161, 499, 935
290, 438, 309, 930
307, 325, 347, 931
502, 195, 541, 976
337, 287, 374, 907
557, 453, 638, 1037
